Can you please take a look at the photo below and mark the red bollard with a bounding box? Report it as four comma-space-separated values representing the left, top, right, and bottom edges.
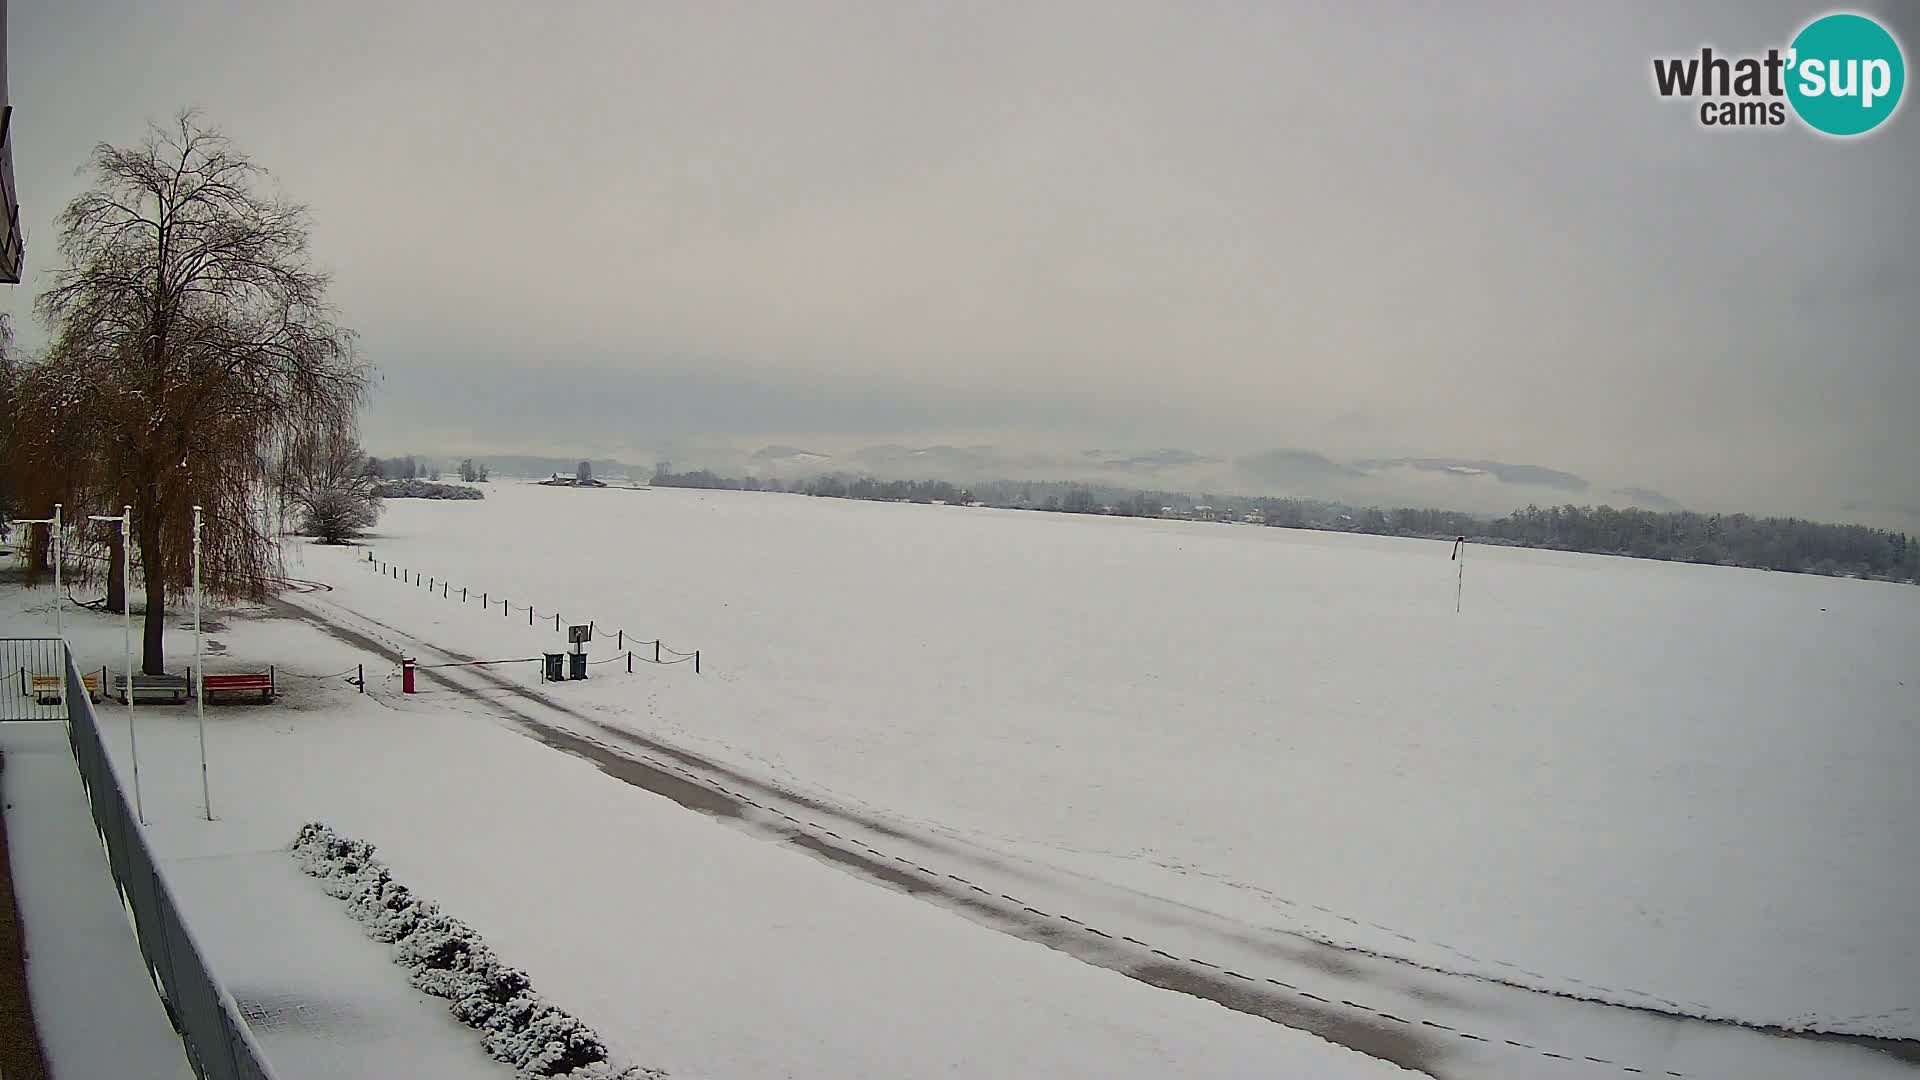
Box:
402, 657, 417, 694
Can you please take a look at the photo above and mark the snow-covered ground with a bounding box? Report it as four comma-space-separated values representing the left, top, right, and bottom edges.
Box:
3, 581, 1407, 1079
6, 480, 1916, 1079
311, 484, 1919, 1037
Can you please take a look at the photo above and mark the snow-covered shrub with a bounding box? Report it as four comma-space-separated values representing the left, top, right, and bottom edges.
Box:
374, 479, 486, 500
291, 823, 663, 1080
486, 1006, 614, 1076
452, 963, 537, 1030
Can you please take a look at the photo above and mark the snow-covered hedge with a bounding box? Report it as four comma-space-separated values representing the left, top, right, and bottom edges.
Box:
291, 823, 662, 1080
374, 479, 486, 500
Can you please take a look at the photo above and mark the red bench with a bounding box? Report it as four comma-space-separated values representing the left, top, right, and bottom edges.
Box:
201, 671, 276, 703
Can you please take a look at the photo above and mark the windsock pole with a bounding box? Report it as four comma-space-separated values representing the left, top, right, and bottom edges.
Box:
1451, 536, 1466, 613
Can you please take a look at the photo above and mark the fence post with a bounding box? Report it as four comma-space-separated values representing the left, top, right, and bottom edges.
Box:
358, 663, 364, 694
443, 582, 449, 598
654, 641, 661, 664
463, 587, 468, 602
695, 650, 701, 675
616, 629, 623, 649
627, 651, 632, 673
529, 606, 534, 626
554, 613, 560, 631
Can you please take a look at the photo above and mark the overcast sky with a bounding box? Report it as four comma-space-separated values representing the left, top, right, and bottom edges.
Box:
3, 2, 1915, 524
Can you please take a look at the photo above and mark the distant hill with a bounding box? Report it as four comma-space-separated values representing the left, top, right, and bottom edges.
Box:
417, 443, 1697, 523
463, 455, 644, 482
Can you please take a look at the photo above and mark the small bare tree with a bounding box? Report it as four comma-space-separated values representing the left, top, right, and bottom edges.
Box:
32, 111, 368, 672
284, 433, 381, 543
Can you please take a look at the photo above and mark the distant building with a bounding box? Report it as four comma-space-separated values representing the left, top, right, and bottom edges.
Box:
538, 473, 607, 488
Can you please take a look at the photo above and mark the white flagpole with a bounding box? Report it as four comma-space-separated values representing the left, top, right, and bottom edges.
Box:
52, 503, 63, 646
127, 506, 141, 822
51, 503, 65, 713
195, 505, 211, 821
91, 507, 141, 823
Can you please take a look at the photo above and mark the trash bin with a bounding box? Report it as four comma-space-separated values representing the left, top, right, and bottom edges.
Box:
543, 652, 565, 682
568, 651, 588, 680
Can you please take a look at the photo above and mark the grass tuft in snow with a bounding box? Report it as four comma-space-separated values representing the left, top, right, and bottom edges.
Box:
291, 823, 664, 1080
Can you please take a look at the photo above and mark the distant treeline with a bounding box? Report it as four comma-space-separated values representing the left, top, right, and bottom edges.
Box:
650, 467, 1920, 583
365, 455, 432, 480
363, 455, 490, 482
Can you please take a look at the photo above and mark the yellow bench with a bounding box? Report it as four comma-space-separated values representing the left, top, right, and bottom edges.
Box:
31, 672, 101, 704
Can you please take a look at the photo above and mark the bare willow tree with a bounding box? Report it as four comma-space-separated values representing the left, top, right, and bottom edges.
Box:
32, 111, 368, 673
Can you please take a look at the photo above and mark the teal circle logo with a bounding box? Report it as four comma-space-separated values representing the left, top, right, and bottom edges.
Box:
1786, 13, 1905, 136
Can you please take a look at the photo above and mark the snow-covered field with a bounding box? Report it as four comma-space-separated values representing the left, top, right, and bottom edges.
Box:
9, 479, 1917, 1079
310, 483, 1918, 1034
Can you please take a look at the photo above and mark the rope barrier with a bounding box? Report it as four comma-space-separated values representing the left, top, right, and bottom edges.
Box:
413, 657, 541, 670
363, 555, 700, 672
277, 666, 361, 680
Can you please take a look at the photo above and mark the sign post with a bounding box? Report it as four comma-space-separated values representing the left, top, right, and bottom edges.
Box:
567, 624, 591, 680
194, 505, 211, 820
13, 503, 66, 707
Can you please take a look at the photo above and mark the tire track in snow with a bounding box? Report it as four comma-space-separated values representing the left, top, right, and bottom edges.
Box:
277, 591, 1920, 1080
277, 594, 1453, 1076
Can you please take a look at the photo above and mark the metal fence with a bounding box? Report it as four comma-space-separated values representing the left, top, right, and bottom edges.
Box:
0, 637, 69, 720
59, 644, 281, 1080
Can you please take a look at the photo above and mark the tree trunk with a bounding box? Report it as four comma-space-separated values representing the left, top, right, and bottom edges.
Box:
25, 523, 49, 579
137, 519, 167, 675
105, 528, 127, 614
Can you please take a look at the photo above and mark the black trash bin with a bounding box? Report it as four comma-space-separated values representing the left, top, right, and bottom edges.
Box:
543, 652, 565, 682
568, 651, 588, 680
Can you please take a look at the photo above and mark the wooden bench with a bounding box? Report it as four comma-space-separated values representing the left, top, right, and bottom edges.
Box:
201, 671, 276, 703
112, 674, 191, 705
30, 672, 101, 704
